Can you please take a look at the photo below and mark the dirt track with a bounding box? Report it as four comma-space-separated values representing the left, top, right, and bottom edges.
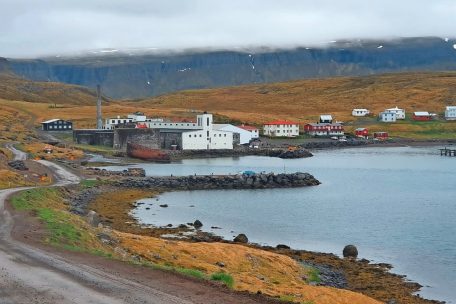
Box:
0, 146, 270, 304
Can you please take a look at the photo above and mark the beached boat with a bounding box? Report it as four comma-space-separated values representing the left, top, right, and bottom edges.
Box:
127, 143, 171, 162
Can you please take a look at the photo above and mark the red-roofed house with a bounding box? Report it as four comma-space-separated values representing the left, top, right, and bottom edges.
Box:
263, 120, 300, 137
238, 125, 260, 139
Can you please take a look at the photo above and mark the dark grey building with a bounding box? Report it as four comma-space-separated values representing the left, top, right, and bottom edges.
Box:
41, 119, 73, 131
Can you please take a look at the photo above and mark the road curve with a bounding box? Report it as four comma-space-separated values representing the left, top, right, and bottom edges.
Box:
0, 147, 196, 304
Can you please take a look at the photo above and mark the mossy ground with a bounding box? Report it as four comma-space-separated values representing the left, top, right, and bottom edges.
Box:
9, 187, 112, 255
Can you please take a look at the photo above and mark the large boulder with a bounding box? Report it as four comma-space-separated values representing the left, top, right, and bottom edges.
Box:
193, 220, 203, 229
233, 233, 248, 243
86, 210, 100, 227
343, 245, 358, 258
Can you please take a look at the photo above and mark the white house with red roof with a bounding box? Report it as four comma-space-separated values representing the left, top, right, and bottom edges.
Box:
263, 120, 300, 137
238, 125, 259, 139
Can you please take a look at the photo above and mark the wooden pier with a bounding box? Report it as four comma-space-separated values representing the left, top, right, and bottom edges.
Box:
439, 148, 456, 156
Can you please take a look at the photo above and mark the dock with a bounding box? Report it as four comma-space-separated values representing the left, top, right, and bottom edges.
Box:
439, 148, 456, 156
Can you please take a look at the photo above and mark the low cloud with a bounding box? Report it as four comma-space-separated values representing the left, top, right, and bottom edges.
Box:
1, 0, 455, 58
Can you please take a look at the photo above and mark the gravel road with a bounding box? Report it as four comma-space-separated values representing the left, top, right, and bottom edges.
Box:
0, 145, 268, 304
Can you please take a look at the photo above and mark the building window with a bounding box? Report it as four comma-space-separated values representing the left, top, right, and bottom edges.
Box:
219, 134, 222, 137
189, 135, 191, 138
224, 134, 226, 137
199, 134, 202, 137
207, 117, 210, 126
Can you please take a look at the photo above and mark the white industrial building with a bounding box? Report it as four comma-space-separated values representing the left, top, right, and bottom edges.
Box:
104, 112, 165, 130
181, 113, 233, 150
385, 106, 406, 119
379, 111, 397, 122
445, 106, 456, 120
213, 124, 254, 145
352, 109, 370, 117
263, 120, 300, 137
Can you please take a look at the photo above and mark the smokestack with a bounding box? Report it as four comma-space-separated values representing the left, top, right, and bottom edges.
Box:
96, 85, 102, 129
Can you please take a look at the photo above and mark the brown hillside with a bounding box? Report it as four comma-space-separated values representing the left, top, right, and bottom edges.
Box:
139, 72, 456, 123
0, 74, 105, 105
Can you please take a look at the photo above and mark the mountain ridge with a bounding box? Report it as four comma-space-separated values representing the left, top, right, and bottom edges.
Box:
5, 37, 456, 99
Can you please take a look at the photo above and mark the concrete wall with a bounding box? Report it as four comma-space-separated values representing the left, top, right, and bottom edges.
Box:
73, 130, 114, 146
114, 128, 161, 151
159, 131, 183, 150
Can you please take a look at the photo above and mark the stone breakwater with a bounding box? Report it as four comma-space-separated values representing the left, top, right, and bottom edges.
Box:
168, 148, 313, 160
114, 172, 320, 190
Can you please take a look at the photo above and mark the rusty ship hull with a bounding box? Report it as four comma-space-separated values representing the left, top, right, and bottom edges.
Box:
127, 143, 171, 162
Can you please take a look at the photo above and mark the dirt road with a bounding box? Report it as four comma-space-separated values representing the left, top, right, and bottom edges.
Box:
0, 147, 269, 304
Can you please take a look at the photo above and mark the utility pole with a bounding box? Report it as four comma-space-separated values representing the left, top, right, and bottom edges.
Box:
96, 84, 102, 129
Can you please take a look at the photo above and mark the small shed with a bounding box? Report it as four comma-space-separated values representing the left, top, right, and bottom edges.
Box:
374, 132, 389, 140
319, 114, 333, 124
413, 112, 432, 121
355, 128, 369, 138
352, 109, 370, 117
41, 119, 73, 131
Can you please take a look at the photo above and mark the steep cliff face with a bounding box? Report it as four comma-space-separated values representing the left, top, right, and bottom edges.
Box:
8, 37, 456, 99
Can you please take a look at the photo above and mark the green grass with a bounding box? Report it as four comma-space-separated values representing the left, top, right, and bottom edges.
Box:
9, 188, 106, 253
210, 272, 234, 288
37, 207, 86, 249
279, 295, 295, 302
306, 267, 321, 284
176, 268, 207, 280
79, 179, 102, 189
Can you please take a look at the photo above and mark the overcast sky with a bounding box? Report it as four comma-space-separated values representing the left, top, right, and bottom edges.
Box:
1, 0, 455, 58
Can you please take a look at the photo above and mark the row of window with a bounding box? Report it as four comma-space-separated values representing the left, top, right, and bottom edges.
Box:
267, 125, 298, 128
275, 130, 298, 133
188, 133, 227, 138
307, 126, 343, 130
49, 125, 71, 129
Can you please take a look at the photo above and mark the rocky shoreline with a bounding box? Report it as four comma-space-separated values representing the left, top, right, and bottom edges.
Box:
66, 181, 445, 304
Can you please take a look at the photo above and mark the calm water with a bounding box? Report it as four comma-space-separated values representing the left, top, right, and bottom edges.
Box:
106, 147, 456, 303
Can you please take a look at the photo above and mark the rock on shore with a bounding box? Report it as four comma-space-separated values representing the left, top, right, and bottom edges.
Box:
114, 172, 320, 190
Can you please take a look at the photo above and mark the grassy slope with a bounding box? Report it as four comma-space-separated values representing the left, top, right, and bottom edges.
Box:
3, 72, 456, 138
117, 232, 381, 304
139, 72, 456, 138
10, 187, 112, 255
0, 74, 105, 105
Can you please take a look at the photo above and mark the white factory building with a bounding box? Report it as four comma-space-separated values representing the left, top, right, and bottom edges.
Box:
104, 112, 165, 130
213, 124, 255, 145
181, 113, 233, 150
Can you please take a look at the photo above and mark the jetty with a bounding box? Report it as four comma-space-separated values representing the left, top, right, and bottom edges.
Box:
439, 148, 456, 157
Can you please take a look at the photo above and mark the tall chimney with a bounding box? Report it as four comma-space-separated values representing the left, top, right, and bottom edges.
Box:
96, 85, 102, 129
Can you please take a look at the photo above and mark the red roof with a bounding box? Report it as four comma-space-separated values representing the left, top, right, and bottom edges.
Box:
264, 120, 299, 125
238, 125, 258, 131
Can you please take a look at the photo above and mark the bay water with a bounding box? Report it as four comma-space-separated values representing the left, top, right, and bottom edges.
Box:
104, 147, 456, 303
